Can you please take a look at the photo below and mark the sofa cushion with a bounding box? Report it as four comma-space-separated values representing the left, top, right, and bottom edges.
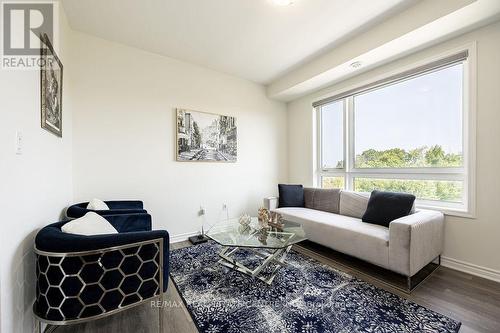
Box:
339, 191, 370, 218
304, 188, 315, 208
274, 207, 390, 268
303, 188, 341, 214
278, 184, 305, 208
362, 190, 416, 227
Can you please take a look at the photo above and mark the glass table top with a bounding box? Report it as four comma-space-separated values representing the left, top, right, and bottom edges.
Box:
206, 217, 307, 249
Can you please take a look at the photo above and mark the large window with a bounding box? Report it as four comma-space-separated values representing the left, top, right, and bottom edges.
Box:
320, 100, 344, 169
317, 53, 473, 215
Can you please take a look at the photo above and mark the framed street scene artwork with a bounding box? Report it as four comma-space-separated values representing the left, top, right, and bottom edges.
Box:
176, 108, 237, 162
40, 33, 63, 137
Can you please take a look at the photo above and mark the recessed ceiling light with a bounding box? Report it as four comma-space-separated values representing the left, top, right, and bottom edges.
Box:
350, 61, 362, 69
272, 0, 293, 6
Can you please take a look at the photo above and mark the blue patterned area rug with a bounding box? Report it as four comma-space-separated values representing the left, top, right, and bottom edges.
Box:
170, 242, 461, 333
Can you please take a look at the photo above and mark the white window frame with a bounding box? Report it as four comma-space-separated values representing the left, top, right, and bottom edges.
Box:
315, 44, 476, 218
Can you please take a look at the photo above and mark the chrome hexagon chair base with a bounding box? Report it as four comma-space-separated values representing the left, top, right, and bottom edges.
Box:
34, 239, 164, 332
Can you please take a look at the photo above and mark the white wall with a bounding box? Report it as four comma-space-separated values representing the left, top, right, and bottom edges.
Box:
70, 32, 288, 240
287, 21, 500, 277
0, 8, 74, 333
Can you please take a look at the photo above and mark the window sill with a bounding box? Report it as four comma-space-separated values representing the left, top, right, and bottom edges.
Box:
416, 204, 475, 219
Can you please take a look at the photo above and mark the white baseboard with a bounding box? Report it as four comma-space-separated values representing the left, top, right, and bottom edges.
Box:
441, 256, 500, 283
169, 231, 200, 244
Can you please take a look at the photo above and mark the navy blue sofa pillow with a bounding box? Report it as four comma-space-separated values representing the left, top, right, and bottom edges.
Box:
278, 184, 305, 208
362, 190, 416, 227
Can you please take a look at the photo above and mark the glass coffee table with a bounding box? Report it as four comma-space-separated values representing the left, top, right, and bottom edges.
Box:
206, 217, 307, 285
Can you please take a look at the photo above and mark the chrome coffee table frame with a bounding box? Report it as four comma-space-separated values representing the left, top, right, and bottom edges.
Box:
207, 217, 306, 285
218, 244, 293, 285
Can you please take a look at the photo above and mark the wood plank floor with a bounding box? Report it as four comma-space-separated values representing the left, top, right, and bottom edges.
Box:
56, 241, 500, 333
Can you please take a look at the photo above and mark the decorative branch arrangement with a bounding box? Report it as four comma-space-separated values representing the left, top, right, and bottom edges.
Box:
258, 208, 284, 231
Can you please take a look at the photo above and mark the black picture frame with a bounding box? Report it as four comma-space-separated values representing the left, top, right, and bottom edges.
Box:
40, 33, 63, 137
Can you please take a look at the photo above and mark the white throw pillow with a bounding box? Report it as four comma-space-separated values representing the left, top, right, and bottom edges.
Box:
62, 212, 118, 236
87, 198, 109, 210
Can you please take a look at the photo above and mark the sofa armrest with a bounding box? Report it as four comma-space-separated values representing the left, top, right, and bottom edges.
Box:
100, 208, 148, 215
106, 200, 144, 210
389, 209, 444, 276
66, 202, 147, 218
105, 213, 152, 232
263, 197, 278, 210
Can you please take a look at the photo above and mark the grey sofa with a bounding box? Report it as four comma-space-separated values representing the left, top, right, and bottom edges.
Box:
264, 188, 444, 282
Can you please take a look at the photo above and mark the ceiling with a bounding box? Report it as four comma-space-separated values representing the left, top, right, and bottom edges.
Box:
61, 0, 415, 84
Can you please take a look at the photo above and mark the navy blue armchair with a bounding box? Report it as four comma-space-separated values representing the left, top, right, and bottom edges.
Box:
66, 200, 147, 218
33, 213, 168, 330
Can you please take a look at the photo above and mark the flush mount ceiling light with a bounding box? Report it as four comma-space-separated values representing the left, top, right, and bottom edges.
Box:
350, 61, 362, 69
272, 0, 294, 6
